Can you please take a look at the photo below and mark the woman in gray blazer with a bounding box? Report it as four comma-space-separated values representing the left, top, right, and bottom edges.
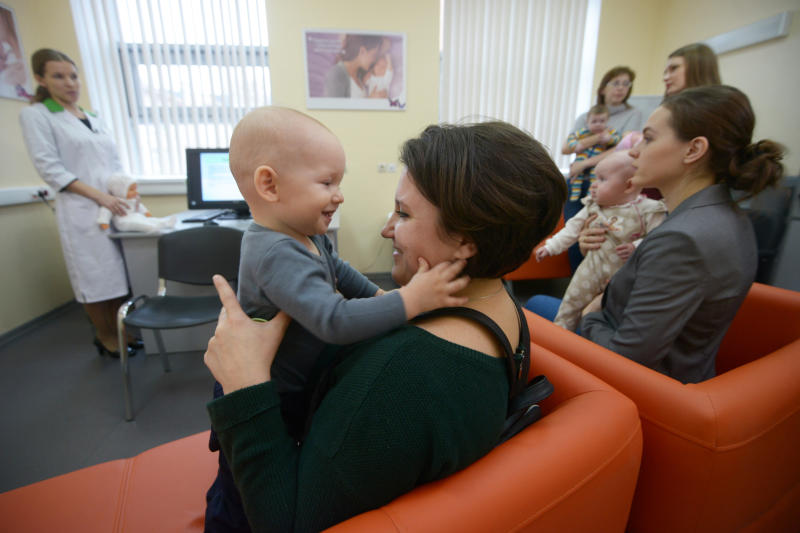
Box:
580, 85, 784, 383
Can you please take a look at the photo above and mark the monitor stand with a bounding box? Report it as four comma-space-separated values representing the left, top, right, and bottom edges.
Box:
216, 208, 251, 220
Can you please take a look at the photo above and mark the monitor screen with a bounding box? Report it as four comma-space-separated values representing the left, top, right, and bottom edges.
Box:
186, 148, 250, 216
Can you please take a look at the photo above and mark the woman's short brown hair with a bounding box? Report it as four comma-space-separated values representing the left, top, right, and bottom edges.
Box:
400, 122, 566, 278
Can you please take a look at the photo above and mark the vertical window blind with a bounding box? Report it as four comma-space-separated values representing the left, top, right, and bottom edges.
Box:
69, 0, 271, 178
441, 0, 600, 170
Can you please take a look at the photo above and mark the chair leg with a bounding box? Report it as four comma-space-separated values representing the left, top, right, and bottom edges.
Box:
117, 306, 134, 422
154, 330, 172, 372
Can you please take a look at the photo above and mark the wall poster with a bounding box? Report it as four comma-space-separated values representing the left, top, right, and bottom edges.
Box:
304, 29, 406, 111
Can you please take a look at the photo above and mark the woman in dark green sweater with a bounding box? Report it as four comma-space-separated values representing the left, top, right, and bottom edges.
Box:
204, 121, 567, 532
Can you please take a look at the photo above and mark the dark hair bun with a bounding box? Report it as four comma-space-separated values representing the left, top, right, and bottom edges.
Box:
728, 139, 785, 194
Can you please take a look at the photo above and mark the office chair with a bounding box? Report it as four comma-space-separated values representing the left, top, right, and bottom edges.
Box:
116, 226, 243, 421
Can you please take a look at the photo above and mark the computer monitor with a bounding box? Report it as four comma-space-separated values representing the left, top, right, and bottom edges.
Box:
185, 148, 250, 218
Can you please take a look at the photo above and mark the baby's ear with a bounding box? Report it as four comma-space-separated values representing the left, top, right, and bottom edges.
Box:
253, 165, 279, 202
623, 177, 637, 193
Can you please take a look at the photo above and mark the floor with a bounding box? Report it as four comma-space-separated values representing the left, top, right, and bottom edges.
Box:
0, 275, 567, 493
0, 302, 214, 493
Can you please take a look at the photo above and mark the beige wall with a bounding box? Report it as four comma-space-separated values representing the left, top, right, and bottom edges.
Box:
596, 0, 800, 172
0, 0, 79, 334
265, 0, 440, 274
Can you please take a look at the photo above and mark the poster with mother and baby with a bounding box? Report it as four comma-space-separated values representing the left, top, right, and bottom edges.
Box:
304, 29, 406, 111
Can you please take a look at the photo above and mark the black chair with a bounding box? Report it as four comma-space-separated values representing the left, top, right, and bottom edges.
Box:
739, 176, 797, 284
116, 226, 243, 420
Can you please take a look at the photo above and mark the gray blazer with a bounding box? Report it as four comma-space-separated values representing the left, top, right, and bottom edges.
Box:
581, 184, 757, 383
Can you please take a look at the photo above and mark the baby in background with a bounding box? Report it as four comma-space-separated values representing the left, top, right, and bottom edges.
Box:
563, 104, 621, 203
535, 151, 667, 331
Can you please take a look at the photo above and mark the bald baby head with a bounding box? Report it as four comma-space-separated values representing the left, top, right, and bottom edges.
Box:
595, 150, 636, 182
229, 106, 340, 199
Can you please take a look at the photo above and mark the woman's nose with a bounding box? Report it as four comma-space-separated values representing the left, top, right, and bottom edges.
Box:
380, 213, 396, 238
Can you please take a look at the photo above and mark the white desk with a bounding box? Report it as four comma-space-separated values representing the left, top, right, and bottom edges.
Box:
111, 209, 340, 354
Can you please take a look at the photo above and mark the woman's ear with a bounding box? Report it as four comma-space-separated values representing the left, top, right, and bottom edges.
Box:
453, 237, 478, 261
253, 165, 279, 202
684, 136, 710, 165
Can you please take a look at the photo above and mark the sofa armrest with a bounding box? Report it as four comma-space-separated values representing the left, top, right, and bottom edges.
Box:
525, 309, 720, 444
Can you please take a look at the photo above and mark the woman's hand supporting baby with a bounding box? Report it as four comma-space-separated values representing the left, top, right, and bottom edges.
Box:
397, 258, 470, 319
204, 275, 291, 395
578, 213, 607, 255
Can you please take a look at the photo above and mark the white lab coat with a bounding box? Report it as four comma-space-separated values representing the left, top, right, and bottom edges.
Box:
19, 100, 129, 303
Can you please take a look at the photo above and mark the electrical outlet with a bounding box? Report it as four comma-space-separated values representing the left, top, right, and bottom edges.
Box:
387, 163, 397, 172
377, 163, 387, 173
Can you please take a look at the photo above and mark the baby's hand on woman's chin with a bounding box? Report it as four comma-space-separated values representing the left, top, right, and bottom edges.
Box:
397, 258, 470, 319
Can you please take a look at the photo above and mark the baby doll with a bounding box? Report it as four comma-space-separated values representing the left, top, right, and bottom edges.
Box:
535, 152, 667, 331
97, 174, 176, 233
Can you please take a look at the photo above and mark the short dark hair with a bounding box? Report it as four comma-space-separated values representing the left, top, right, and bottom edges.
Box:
400, 122, 566, 278
662, 85, 783, 196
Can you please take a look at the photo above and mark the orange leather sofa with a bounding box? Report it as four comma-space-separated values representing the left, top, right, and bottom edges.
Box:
0, 344, 642, 532
525, 282, 800, 533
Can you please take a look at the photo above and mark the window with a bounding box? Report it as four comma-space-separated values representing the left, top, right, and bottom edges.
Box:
70, 0, 270, 178
440, 0, 601, 170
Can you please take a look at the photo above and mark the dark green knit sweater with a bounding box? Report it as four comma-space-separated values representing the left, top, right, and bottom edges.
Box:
207, 324, 509, 532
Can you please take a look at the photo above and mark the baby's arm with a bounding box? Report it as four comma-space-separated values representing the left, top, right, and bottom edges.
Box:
324, 236, 468, 314
534, 246, 551, 262
615, 242, 635, 261
542, 206, 590, 256
260, 239, 462, 345
395, 259, 469, 319
616, 202, 667, 260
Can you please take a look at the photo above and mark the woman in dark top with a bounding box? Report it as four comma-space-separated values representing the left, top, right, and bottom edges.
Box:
203, 121, 566, 531
580, 85, 784, 383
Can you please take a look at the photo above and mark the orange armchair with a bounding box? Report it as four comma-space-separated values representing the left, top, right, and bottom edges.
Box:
504, 215, 572, 281
328, 345, 643, 533
0, 346, 642, 533
525, 282, 800, 533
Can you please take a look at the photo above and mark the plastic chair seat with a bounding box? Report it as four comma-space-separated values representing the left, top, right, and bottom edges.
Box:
123, 295, 222, 330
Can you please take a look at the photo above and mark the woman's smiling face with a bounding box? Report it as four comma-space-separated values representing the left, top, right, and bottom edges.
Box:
380, 171, 468, 286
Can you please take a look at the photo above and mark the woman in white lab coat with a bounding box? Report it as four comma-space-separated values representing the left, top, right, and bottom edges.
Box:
19, 48, 135, 357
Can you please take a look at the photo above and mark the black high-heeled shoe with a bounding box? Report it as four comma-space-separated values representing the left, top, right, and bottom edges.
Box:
93, 338, 137, 358
128, 338, 144, 350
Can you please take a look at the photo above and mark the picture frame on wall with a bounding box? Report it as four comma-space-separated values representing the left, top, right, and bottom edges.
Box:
0, 2, 31, 101
304, 29, 406, 111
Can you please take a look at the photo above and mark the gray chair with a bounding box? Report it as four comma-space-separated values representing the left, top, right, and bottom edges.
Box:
116, 226, 243, 420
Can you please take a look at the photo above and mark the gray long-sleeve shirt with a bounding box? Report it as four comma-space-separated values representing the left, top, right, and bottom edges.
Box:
237, 223, 406, 434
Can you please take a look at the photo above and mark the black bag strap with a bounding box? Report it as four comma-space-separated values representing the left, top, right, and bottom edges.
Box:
419, 290, 553, 443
